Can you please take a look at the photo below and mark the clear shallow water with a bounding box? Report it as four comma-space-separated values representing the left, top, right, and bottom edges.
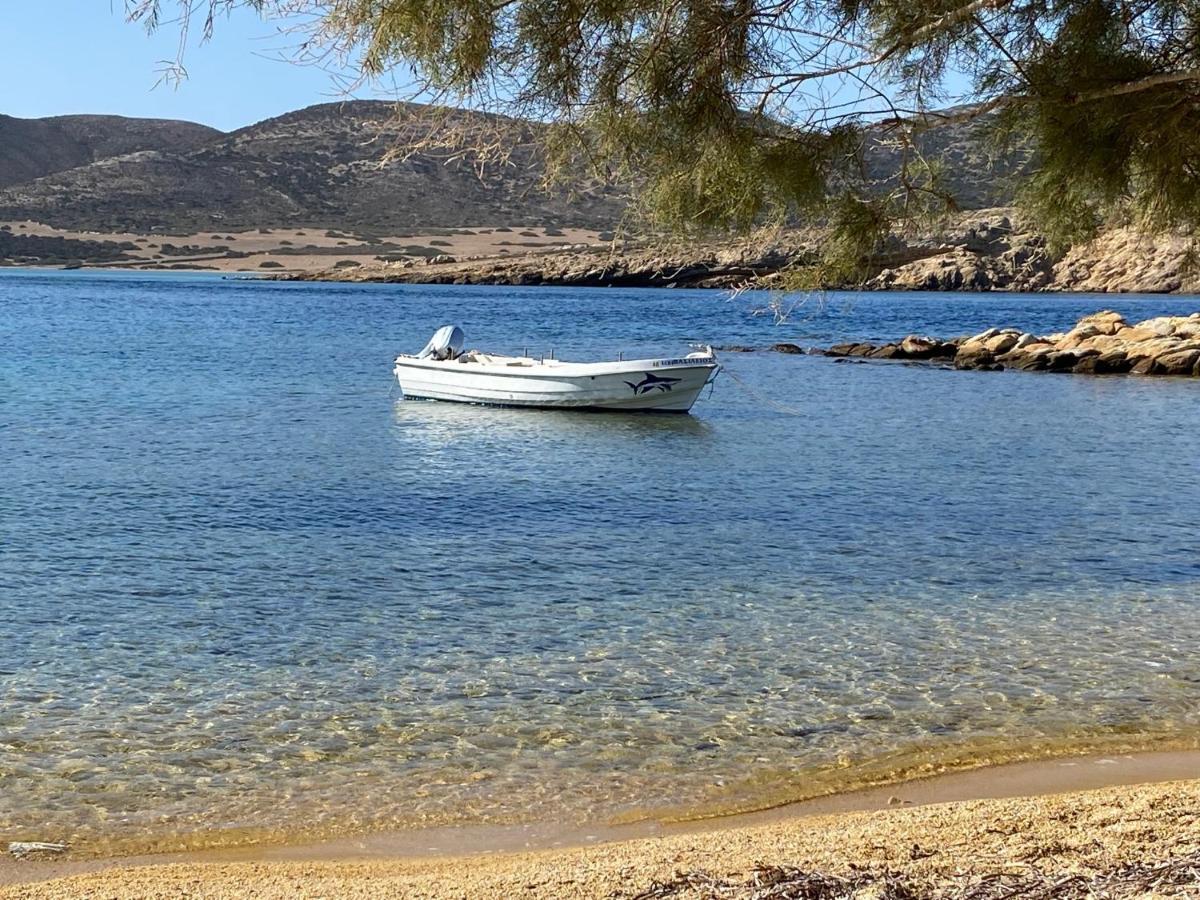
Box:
2, 270, 1199, 851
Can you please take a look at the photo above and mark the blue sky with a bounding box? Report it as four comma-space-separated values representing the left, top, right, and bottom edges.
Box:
2, 4, 393, 131
3, 5, 974, 132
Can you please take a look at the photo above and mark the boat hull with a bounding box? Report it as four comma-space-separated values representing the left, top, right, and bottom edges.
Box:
394, 358, 717, 412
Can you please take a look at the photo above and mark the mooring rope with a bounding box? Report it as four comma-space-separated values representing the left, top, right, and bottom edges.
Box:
719, 364, 809, 417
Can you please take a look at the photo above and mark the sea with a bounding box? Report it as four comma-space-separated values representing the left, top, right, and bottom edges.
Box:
2, 269, 1198, 853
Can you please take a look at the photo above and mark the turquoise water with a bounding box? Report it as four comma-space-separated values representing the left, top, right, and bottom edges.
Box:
2, 270, 1199, 851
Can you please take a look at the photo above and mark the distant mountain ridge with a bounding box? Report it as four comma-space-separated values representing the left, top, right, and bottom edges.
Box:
0, 101, 1026, 232
0, 114, 220, 189
0, 101, 625, 232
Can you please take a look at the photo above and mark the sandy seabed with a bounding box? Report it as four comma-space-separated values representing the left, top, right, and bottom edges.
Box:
3, 773, 1197, 899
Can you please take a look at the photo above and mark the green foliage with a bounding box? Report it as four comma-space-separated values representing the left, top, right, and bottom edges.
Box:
132, 0, 1200, 258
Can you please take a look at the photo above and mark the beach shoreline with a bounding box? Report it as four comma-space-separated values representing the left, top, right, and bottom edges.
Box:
3, 749, 1197, 896
5, 208, 1200, 293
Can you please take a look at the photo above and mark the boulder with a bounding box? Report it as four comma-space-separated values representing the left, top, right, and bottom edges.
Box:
1079, 309, 1126, 326
1093, 349, 1132, 374
1131, 355, 1159, 375
899, 335, 957, 359
954, 347, 998, 370
1056, 324, 1101, 350
1115, 326, 1161, 342
770, 342, 805, 354
1152, 347, 1200, 375
1125, 337, 1184, 363
868, 344, 904, 359
983, 332, 1021, 353
1073, 334, 1126, 353
1003, 347, 1055, 371
1174, 320, 1200, 339
1133, 316, 1183, 336
824, 343, 859, 357
823, 342, 879, 358
1001, 341, 1059, 366
964, 327, 1000, 347
1045, 350, 1083, 372
1077, 310, 1127, 335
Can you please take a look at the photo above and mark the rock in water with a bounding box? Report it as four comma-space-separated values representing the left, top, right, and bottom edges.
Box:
814, 309, 1200, 377
954, 347, 998, 370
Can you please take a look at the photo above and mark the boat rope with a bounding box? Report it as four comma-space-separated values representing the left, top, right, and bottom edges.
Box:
719, 364, 809, 417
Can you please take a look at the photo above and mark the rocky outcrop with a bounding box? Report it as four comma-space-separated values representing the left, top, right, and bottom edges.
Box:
1052, 227, 1200, 293
299, 208, 1200, 294
862, 214, 1200, 295
866, 214, 1056, 292
819, 310, 1200, 376
298, 242, 809, 289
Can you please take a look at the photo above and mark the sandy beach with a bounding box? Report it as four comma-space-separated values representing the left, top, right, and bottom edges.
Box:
3, 752, 1197, 898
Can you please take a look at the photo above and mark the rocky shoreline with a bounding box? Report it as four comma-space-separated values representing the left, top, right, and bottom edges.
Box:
819, 310, 1200, 375
282, 208, 1200, 293
717, 310, 1200, 377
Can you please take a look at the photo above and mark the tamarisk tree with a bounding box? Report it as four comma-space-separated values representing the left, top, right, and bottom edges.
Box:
128, 0, 1200, 270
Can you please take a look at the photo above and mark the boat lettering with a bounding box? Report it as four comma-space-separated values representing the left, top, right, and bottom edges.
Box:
652, 357, 706, 367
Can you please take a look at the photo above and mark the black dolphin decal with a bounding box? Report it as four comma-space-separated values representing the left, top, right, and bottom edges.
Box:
624, 372, 682, 394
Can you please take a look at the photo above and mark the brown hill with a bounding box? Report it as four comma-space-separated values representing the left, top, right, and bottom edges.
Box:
0, 114, 220, 189
0, 101, 1028, 234
0, 101, 626, 232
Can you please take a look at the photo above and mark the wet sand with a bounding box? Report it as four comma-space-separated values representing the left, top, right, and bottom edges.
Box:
3, 749, 1196, 898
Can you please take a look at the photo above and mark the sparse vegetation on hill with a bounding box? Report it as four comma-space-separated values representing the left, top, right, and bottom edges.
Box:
0, 102, 626, 233
0, 100, 1031, 237
0, 114, 219, 189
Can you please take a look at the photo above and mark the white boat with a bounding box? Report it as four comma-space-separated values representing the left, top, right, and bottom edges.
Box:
394, 326, 719, 412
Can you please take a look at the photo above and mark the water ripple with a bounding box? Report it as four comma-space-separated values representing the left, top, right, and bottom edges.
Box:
1, 271, 1198, 851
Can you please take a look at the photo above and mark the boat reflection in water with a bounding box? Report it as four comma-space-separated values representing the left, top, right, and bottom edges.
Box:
390, 394, 716, 451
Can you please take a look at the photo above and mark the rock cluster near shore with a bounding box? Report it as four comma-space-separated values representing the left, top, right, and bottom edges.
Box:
822, 310, 1200, 376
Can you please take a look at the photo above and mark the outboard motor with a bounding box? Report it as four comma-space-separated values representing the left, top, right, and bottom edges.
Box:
417, 325, 465, 360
